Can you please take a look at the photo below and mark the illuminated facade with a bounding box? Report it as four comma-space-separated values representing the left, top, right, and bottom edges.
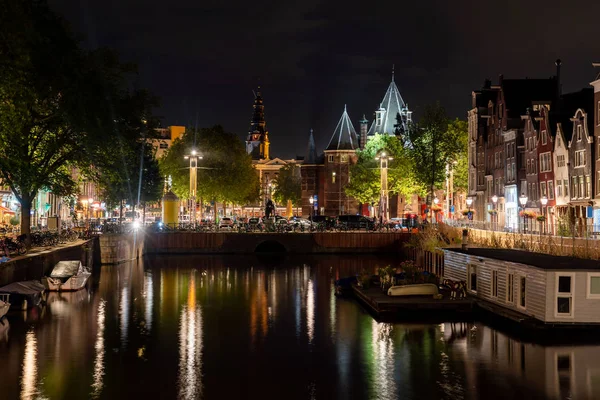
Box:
361, 69, 412, 147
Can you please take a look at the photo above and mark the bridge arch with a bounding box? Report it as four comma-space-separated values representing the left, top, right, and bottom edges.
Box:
254, 240, 287, 253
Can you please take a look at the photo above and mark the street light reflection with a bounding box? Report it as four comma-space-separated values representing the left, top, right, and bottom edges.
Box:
371, 321, 396, 400
144, 271, 154, 332
90, 300, 106, 399
178, 272, 203, 400
306, 279, 315, 344
21, 328, 40, 400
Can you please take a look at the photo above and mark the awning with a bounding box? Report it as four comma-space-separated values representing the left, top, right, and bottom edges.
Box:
0, 205, 15, 215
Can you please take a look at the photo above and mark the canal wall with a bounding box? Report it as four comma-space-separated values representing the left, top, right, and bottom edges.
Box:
98, 233, 145, 264
0, 240, 95, 287
143, 232, 410, 254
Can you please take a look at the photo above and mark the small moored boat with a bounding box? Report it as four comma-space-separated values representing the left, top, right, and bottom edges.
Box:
0, 294, 9, 319
0, 280, 46, 310
387, 283, 439, 297
42, 261, 91, 292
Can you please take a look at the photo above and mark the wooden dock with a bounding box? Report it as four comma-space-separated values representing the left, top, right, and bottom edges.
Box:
351, 284, 475, 321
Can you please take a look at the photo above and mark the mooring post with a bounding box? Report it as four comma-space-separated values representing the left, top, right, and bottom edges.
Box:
461, 229, 469, 250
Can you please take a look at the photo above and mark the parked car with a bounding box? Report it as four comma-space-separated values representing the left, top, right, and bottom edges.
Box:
311, 215, 335, 229
219, 217, 234, 230
337, 215, 375, 230
289, 217, 312, 230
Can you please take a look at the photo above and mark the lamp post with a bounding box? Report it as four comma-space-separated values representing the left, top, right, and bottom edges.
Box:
491, 195, 498, 231
184, 149, 202, 226
375, 150, 393, 222
519, 193, 528, 234
466, 197, 473, 225
540, 196, 548, 235
433, 196, 439, 224
309, 196, 314, 224
88, 197, 94, 225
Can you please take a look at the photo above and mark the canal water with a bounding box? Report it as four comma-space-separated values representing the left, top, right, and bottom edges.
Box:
0, 254, 598, 400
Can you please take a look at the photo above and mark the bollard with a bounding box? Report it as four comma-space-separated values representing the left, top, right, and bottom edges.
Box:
461, 228, 469, 250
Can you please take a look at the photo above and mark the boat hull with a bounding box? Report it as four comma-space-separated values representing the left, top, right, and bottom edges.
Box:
42, 272, 91, 292
0, 302, 9, 320
387, 283, 439, 297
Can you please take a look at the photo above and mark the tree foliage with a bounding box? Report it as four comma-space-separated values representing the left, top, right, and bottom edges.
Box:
345, 134, 425, 205
404, 103, 467, 202
272, 164, 301, 206
0, 1, 157, 240
159, 126, 259, 206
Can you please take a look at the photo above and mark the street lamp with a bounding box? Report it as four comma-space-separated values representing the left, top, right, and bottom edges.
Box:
375, 150, 393, 222
519, 193, 528, 234
88, 197, 94, 225
309, 196, 314, 224
491, 195, 498, 231
466, 197, 473, 225
184, 149, 202, 226
433, 196, 439, 224
540, 196, 548, 235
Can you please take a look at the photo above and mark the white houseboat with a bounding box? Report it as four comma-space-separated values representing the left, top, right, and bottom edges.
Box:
442, 248, 600, 325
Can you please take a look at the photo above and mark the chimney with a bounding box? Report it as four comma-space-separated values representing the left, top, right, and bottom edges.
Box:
555, 59, 562, 97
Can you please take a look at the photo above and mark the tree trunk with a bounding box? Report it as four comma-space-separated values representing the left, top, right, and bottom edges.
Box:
119, 200, 124, 225
20, 193, 33, 248
213, 201, 218, 224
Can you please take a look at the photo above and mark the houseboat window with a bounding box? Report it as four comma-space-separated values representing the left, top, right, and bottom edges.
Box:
587, 273, 600, 299
519, 276, 526, 308
468, 264, 477, 293
556, 274, 574, 317
491, 270, 498, 298
506, 273, 515, 304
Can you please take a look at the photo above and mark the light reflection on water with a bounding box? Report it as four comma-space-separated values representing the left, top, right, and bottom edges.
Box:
0, 255, 599, 399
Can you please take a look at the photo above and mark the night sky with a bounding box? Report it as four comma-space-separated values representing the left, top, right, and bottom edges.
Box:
50, 0, 600, 159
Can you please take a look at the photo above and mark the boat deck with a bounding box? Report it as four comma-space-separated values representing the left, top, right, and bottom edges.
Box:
351, 284, 475, 320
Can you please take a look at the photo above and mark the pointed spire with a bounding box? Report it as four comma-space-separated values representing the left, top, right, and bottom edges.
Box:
326, 106, 358, 151
367, 72, 410, 136
392, 64, 395, 82
305, 129, 317, 164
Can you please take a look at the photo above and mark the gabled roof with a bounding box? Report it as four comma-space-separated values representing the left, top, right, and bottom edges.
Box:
367, 75, 410, 136
557, 88, 593, 143
326, 105, 358, 151
501, 78, 558, 128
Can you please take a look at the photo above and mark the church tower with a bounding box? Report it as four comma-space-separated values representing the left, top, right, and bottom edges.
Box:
245, 87, 270, 160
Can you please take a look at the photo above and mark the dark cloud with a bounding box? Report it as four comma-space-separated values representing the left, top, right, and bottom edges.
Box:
50, 0, 600, 158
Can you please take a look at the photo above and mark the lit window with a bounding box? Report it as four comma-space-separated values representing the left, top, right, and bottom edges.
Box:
341, 154, 348, 163
548, 181, 554, 200
541, 130, 547, 145
332, 172, 336, 184
328, 155, 334, 163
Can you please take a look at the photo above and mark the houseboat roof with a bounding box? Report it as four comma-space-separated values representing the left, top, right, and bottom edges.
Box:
443, 247, 600, 271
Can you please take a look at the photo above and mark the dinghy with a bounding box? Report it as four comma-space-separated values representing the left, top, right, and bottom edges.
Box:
42, 261, 91, 292
387, 283, 439, 297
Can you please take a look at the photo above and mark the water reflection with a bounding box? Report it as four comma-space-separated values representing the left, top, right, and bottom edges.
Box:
178, 270, 203, 400
90, 300, 106, 399
20, 328, 40, 400
1, 255, 600, 399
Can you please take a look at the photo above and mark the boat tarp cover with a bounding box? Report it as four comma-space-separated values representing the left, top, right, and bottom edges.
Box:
0, 280, 45, 295
50, 261, 82, 278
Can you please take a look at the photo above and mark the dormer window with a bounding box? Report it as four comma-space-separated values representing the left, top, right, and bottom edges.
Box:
577, 125, 583, 141
375, 109, 384, 126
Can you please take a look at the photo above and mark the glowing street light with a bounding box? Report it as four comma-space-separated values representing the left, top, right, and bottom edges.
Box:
540, 196, 548, 235
375, 150, 393, 221
491, 195, 498, 231
184, 149, 202, 226
519, 193, 528, 234
309, 196, 314, 223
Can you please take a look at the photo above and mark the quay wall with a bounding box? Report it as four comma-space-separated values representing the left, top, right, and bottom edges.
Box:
0, 240, 95, 287
98, 233, 144, 264
143, 232, 410, 254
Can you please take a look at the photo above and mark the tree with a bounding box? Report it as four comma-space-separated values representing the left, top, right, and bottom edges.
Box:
447, 119, 468, 193
272, 164, 301, 207
405, 103, 466, 205
345, 134, 425, 207
159, 125, 259, 215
